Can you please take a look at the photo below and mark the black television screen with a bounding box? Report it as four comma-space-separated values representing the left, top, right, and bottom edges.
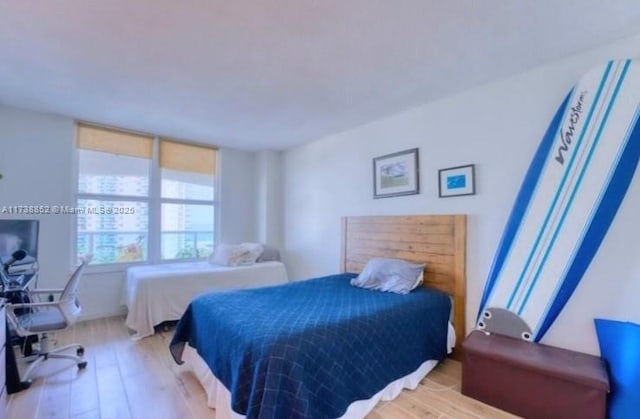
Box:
0, 219, 39, 265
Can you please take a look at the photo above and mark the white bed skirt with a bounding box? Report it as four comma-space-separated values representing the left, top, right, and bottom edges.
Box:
183, 323, 456, 419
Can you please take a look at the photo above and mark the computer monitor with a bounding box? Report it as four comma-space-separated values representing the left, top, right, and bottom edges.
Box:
0, 219, 39, 266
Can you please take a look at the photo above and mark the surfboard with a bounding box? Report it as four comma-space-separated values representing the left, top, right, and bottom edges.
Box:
477, 59, 640, 342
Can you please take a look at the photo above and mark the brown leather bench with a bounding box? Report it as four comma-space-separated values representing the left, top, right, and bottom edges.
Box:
461, 330, 609, 419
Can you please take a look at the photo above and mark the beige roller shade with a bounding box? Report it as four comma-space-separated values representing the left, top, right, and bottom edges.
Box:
77, 123, 153, 159
160, 139, 217, 175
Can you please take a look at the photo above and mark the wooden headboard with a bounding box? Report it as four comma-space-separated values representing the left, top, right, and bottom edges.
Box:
340, 215, 467, 352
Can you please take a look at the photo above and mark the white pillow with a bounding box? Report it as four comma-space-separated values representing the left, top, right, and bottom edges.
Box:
412, 271, 424, 291
208, 244, 240, 265
239, 243, 264, 264
351, 258, 425, 294
209, 243, 263, 266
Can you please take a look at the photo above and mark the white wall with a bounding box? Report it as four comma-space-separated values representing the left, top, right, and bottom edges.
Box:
256, 150, 284, 249
0, 106, 75, 287
283, 33, 640, 355
0, 104, 259, 319
219, 148, 258, 245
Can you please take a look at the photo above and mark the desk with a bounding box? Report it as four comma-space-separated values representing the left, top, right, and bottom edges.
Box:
5, 322, 25, 394
1, 278, 36, 395
1, 300, 7, 418
1, 271, 37, 294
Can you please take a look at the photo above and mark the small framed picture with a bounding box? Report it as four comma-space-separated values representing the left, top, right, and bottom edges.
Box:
373, 148, 419, 199
438, 164, 475, 198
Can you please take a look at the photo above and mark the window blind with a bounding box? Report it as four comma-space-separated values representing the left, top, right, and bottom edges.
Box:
76, 123, 153, 159
159, 139, 217, 175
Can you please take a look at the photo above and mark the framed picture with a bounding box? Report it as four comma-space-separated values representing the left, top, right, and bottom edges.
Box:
373, 148, 419, 199
438, 164, 475, 198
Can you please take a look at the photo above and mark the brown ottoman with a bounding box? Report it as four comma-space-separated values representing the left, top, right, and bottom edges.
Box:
461, 331, 609, 419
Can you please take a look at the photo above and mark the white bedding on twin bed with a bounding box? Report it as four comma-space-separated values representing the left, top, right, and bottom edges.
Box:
123, 261, 288, 339
183, 323, 456, 419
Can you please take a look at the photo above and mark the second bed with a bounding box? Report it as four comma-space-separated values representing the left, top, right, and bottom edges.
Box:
124, 260, 288, 339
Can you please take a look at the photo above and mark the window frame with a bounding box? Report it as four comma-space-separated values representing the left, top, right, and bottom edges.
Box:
73, 124, 219, 272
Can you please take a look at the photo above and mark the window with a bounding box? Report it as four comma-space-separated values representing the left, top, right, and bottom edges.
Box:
76, 124, 218, 265
159, 140, 216, 260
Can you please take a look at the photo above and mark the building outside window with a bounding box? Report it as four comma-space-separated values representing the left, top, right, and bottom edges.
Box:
76, 123, 217, 265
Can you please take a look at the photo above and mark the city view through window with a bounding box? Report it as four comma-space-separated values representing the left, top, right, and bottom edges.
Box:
161, 168, 215, 260
77, 148, 215, 264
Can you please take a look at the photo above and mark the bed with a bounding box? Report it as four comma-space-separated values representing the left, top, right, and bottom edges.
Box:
170, 214, 467, 418
124, 260, 288, 339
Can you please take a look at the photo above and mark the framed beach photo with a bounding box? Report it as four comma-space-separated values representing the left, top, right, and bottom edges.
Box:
373, 148, 419, 199
438, 164, 475, 198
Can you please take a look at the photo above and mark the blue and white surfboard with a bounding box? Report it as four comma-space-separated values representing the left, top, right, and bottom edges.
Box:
477, 59, 640, 342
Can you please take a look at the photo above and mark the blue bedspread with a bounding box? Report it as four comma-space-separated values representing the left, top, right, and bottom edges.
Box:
170, 273, 451, 419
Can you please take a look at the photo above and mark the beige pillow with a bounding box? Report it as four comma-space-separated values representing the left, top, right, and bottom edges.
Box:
209, 243, 263, 266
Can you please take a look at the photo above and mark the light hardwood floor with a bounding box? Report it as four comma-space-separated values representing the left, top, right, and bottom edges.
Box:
7, 316, 518, 419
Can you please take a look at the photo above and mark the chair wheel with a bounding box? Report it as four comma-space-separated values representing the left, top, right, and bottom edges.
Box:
78, 361, 88, 369
77, 347, 85, 357
20, 380, 32, 390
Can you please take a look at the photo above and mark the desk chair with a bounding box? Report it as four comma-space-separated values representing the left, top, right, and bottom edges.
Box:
5, 258, 89, 385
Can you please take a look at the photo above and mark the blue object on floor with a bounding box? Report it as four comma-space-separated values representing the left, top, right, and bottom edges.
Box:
594, 318, 640, 419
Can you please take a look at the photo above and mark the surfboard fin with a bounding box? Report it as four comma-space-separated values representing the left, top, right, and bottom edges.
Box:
477, 307, 534, 341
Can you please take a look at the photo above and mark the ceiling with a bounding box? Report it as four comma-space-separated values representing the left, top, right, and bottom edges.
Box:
2, 1, 640, 150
